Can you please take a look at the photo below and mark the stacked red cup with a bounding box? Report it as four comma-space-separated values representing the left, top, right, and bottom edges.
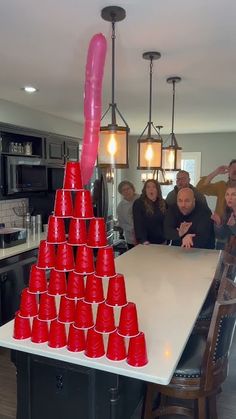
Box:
84, 274, 105, 304
74, 190, 94, 219
96, 246, 116, 278
37, 240, 55, 270
75, 245, 94, 275
47, 216, 66, 244
13, 311, 31, 340
54, 189, 73, 218
28, 265, 47, 294
63, 161, 83, 191
67, 219, 87, 246
87, 218, 107, 248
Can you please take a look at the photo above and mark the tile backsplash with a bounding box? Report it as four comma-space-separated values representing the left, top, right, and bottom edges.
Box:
0, 198, 29, 228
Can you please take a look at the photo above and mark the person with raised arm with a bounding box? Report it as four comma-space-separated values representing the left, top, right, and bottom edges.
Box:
196, 160, 236, 217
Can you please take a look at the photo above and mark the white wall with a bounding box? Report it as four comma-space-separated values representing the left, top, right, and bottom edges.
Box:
0, 99, 83, 138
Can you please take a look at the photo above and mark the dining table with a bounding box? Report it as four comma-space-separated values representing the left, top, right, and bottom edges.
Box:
0, 244, 220, 418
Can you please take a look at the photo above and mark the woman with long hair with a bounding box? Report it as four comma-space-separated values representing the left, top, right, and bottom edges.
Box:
133, 179, 166, 245
212, 186, 236, 254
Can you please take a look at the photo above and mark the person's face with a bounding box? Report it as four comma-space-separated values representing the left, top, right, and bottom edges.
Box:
121, 184, 135, 201
176, 172, 190, 190
228, 163, 236, 181
146, 181, 158, 201
225, 188, 236, 209
177, 191, 195, 215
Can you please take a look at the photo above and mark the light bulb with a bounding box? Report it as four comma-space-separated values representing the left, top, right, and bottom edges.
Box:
144, 144, 153, 163
107, 134, 117, 156
168, 150, 175, 165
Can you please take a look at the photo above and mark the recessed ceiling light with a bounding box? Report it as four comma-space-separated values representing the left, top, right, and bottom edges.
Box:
22, 86, 38, 93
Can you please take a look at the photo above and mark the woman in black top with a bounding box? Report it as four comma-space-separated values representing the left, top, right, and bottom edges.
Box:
133, 179, 166, 245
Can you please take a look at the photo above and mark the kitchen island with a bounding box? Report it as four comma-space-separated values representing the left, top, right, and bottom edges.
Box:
0, 245, 220, 419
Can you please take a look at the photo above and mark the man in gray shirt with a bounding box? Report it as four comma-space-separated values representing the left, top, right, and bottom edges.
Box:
116, 181, 139, 249
166, 170, 208, 208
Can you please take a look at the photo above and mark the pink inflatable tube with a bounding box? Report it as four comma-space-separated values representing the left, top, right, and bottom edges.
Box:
80, 33, 107, 186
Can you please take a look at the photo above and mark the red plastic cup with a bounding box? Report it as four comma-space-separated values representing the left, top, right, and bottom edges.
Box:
95, 302, 116, 334
48, 319, 67, 348
31, 317, 49, 343
28, 264, 47, 294
87, 218, 107, 248
67, 271, 85, 299
96, 246, 116, 278
63, 161, 83, 191
74, 300, 94, 329
73, 190, 94, 219
67, 324, 85, 352
106, 331, 127, 361
38, 293, 57, 321
55, 243, 74, 272
117, 302, 139, 337
47, 215, 66, 244
54, 189, 73, 218
74, 245, 95, 275
67, 218, 87, 246
84, 328, 105, 358
19, 288, 38, 318
13, 311, 31, 339
84, 274, 105, 304
58, 295, 76, 323
48, 269, 67, 296
106, 274, 127, 307
127, 332, 148, 367
37, 240, 56, 269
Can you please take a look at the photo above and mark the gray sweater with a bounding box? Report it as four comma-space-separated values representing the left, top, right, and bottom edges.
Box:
116, 194, 139, 245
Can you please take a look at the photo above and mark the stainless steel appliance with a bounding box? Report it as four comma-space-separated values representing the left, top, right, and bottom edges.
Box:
88, 167, 114, 245
3, 155, 48, 195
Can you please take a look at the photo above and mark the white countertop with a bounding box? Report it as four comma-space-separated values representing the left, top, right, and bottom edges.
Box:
0, 232, 45, 260
0, 244, 220, 384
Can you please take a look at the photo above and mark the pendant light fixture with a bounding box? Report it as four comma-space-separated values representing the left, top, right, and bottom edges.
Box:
137, 51, 162, 170
162, 76, 182, 171
98, 6, 129, 168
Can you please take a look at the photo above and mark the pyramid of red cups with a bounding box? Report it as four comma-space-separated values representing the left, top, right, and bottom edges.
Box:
13, 161, 148, 367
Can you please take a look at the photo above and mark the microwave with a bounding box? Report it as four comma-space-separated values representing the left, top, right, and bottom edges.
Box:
3, 155, 48, 195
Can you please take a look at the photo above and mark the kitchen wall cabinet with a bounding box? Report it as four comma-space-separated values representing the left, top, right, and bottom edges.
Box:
46, 135, 80, 165
0, 249, 38, 325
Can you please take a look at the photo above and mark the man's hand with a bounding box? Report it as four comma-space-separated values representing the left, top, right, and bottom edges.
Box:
211, 212, 221, 226
177, 222, 192, 237
215, 165, 229, 175
227, 213, 236, 227
181, 234, 196, 248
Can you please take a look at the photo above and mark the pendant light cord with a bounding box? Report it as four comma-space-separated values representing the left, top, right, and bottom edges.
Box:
148, 57, 153, 138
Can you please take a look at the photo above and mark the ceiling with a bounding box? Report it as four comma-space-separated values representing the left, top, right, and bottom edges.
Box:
0, 0, 236, 135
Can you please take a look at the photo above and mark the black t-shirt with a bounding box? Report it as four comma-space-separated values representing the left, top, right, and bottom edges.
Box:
164, 202, 215, 249
133, 198, 166, 244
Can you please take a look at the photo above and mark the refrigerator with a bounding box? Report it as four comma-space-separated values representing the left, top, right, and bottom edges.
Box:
87, 167, 115, 245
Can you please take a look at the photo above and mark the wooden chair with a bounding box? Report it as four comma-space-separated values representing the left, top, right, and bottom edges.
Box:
142, 277, 236, 419
193, 251, 236, 333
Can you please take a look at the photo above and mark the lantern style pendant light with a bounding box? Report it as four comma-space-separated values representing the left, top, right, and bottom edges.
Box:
137, 51, 163, 170
98, 6, 129, 168
162, 76, 182, 171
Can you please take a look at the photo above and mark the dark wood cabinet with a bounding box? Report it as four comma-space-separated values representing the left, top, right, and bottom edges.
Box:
0, 250, 38, 325
65, 140, 79, 162
46, 136, 65, 165
46, 136, 80, 165
13, 351, 145, 419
